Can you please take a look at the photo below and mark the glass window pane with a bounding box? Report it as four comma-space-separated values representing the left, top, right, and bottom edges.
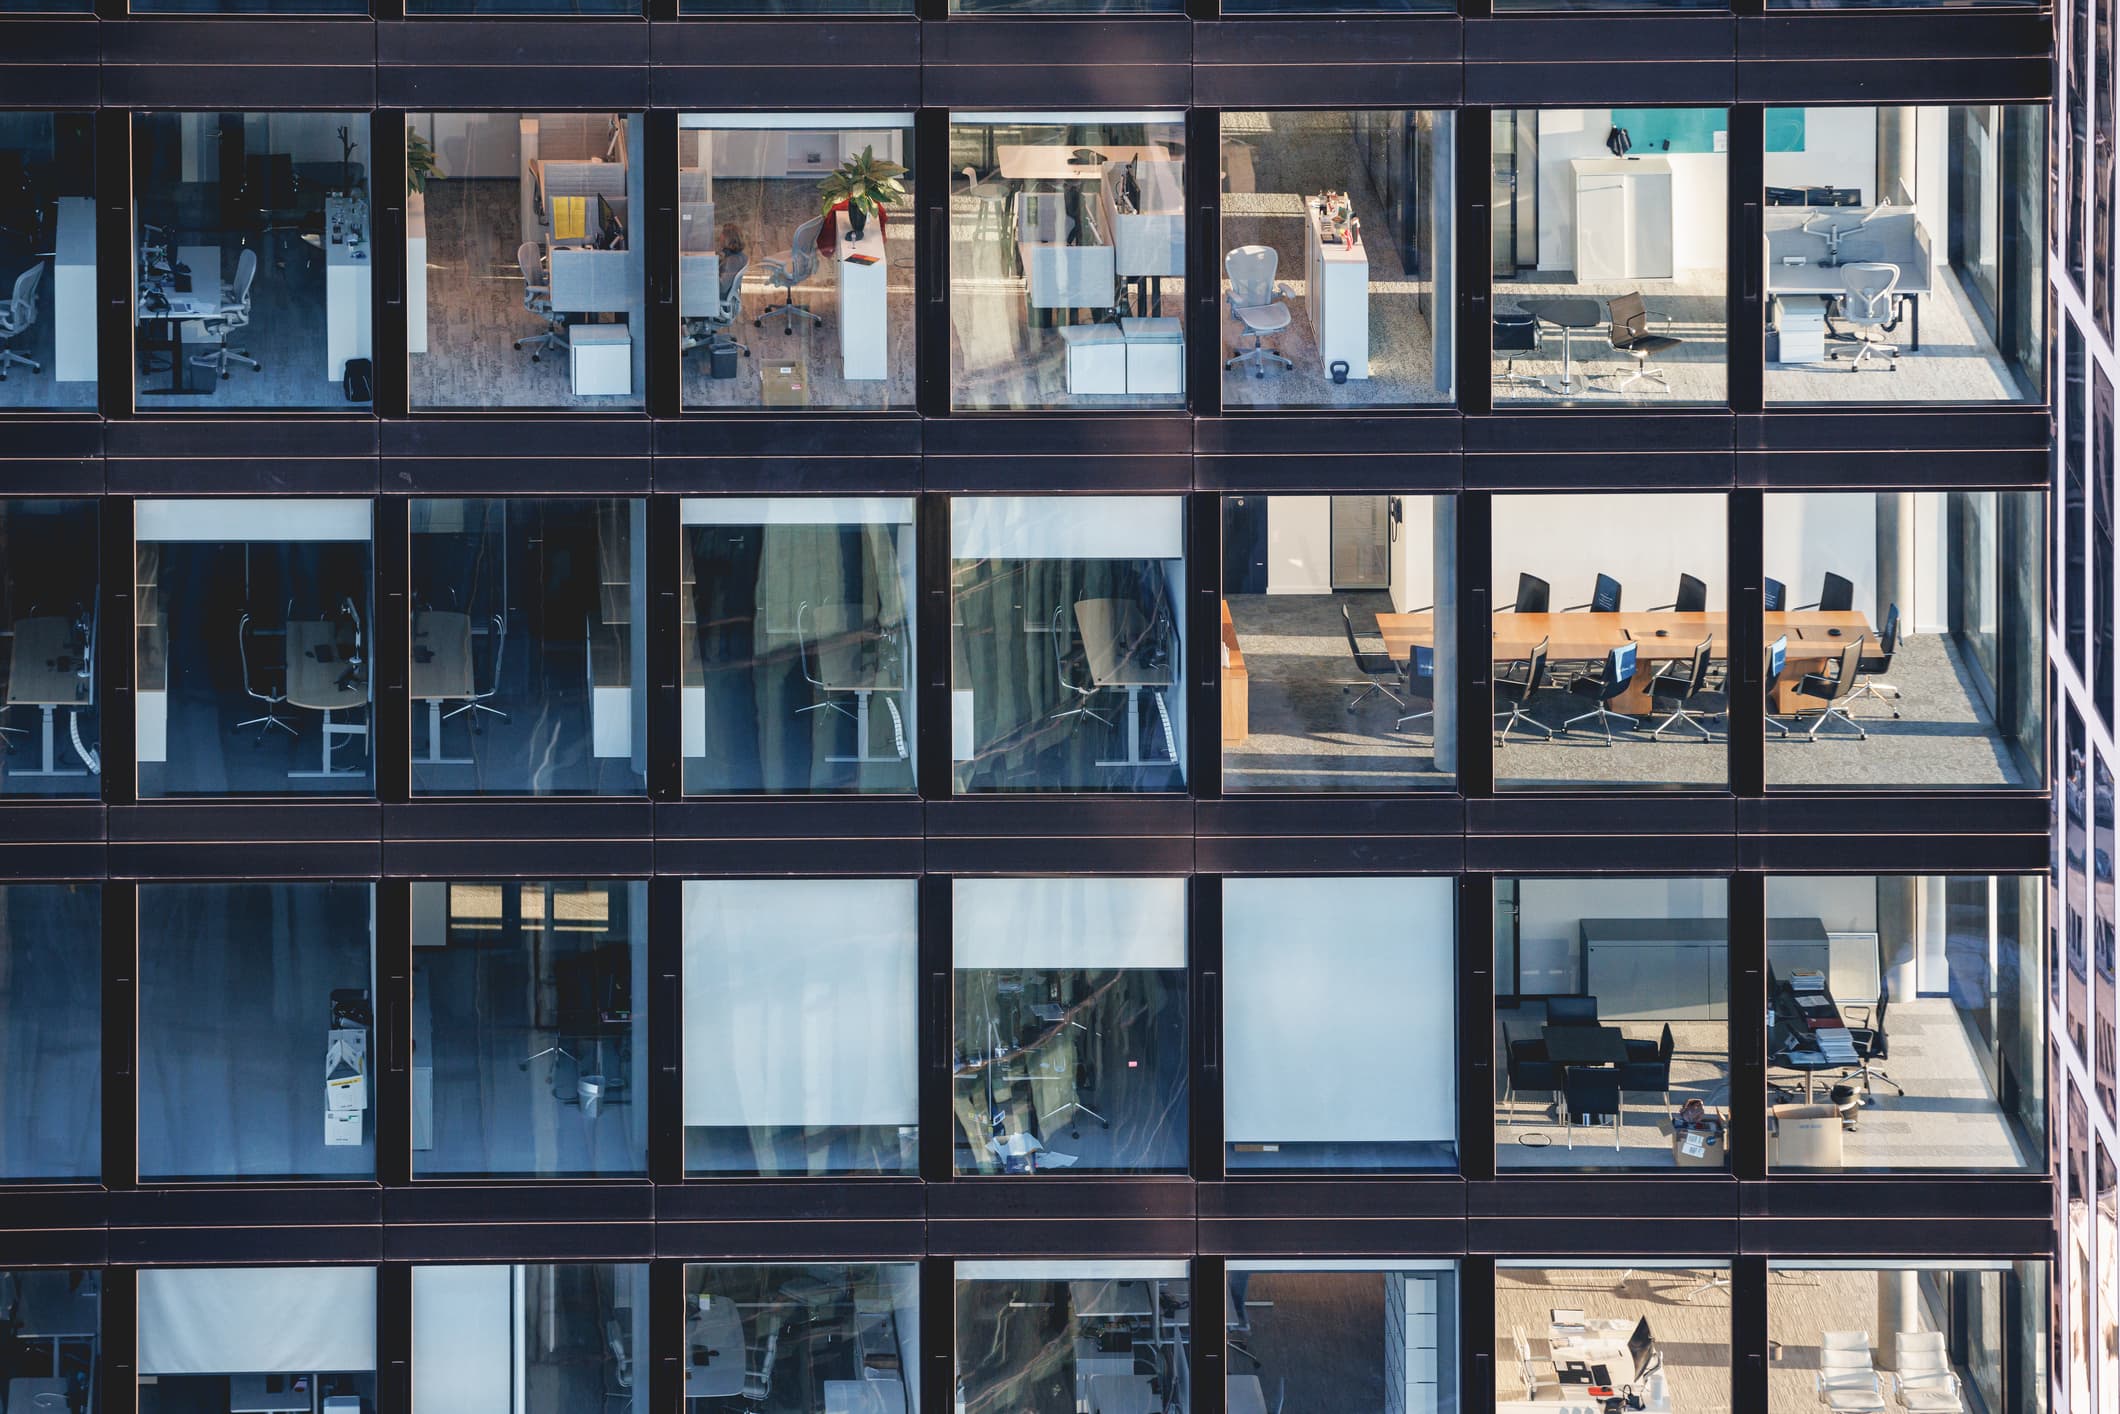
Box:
1765, 875, 2045, 1172
0, 1268, 98, 1410
1490, 108, 1728, 406
409, 499, 646, 796
139, 882, 377, 1182
135, 500, 375, 798
682, 878, 918, 1176
412, 1264, 648, 1413
1762, 491, 2045, 790
1490, 493, 1728, 790
681, 497, 917, 795
1220, 493, 1454, 792
1, 499, 100, 795
1226, 1264, 1457, 1414
2068, 1083, 2091, 1411
1224, 878, 1456, 1172
410, 881, 647, 1179
1496, 1263, 1728, 1403
950, 114, 1188, 410
0, 114, 94, 410
949, 496, 1186, 793
678, 116, 915, 410
953, 878, 1187, 1174
133, 114, 369, 409
0, 885, 100, 1182
687, 1263, 918, 1409
2066, 317, 2089, 675
1218, 111, 1454, 409
682, 0, 909, 11
957, 1262, 1188, 1414
408, 113, 645, 411
1495, 878, 1731, 1172
139, 1267, 374, 1409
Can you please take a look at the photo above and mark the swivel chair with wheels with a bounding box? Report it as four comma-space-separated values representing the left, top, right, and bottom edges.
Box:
1492, 308, 1547, 390
1831, 262, 1901, 372
682, 248, 749, 360
756, 216, 826, 337
1562, 642, 1639, 743
1341, 604, 1404, 710
1841, 996, 1902, 1101
513, 242, 566, 362
1844, 603, 1903, 717
0, 264, 43, 380
1493, 636, 1553, 745
1604, 291, 1683, 393
236, 612, 298, 743
1223, 245, 1293, 378
1395, 644, 1436, 734
444, 614, 508, 728
188, 249, 261, 380
1646, 636, 1720, 740
1794, 638, 1869, 740
1512, 573, 1551, 614
1049, 605, 1115, 729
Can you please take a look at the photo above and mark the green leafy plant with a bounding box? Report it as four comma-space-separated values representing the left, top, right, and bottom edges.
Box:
407, 129, 444, 195
816, 145, 907, 223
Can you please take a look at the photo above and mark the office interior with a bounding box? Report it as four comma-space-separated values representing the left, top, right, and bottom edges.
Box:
0, 114, 95, 412
1220, 493, 1452, 793
132, 112, 370, 410
956, 1262, 1190, 1414
681, 498, 918, 796
1494, 1263, 1725, 1413
409, 881, 649, 1179
1218, 110, 1454, 409
683, 880, 919, 1177
1764, 875, 2045, 1172
1489, 108, 1729, 405
136, 882, 377, 1183
134, 499, 375, 798
0, 499, 100, 796
950, 497, 1187, 793
407, 112, 645, 410
137, 1267, 375, 1414
952, 878, 1188, 1175
682, 1262, 917, 1414
1761, 106, 2045, 405
1221, 1263, 1456, 1414
679, 116, 915, 411
1764, 1262, 2045, 1414
1494, 877, 1732, 1171
2059, 1097, 2114, 1414
409, 498, 648, 797
949, 113, 1189, 410
0, 1270, 98, 1414
412, 1263, 648, 1414
1223, 879, 1458, 1173
0, 885, 101, 1185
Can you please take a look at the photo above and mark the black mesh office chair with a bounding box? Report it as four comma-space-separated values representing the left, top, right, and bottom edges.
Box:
1513, 573, 1551, 615
1651, 574, 1708, 614
1646, 636, 1720, 741
1794, 637, 1869, 740
1799, 573, 1856, 613
1562, 642, 1638, 744
1342, 604, 1404, 710
1493, 636, 1553, 745
1844, 603, 1902, 717
1841, 992, 1901, 1102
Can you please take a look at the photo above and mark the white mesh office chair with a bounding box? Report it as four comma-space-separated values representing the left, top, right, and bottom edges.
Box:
1223, 245, 1293, 377
1890, 1331, 1965, 1413
683, 249, 749, 358
444, 613, 508, 727
513, 241, 566, 362
1832, 262, 1901, 372
187, 248, 260, 379
0, 264, 43, 380
1817, 1371, 1889, 1413
756, 216, 825, 336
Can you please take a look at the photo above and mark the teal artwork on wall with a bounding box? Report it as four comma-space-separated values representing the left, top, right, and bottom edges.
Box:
1765, 108, 1809, 153
1605, 108, 1728, 155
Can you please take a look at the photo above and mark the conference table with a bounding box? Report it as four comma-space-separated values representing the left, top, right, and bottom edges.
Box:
1374, 609, 1876, 716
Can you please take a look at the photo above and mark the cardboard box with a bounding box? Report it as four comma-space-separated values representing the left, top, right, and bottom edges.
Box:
324, 1108, 364, 1147
1769, 1102, 1843, 1167
761, 354, 810, 408
325, 1027, 367, 1112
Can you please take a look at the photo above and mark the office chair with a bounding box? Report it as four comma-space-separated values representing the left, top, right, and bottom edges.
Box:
1493, 636, 1553, 745
1545, 995, 1599, 1027
1222, 245, 1294, 378
1341, 604, 1405, 710
1603, 292, 1683, 393
1841, 995, 1901, 1100
1625, 1021, 1675, 1065
1050, 604, 1116, 728
1650, 574, 1709, 614
1563, 573, 1623, 614
1799, 572, 1857, 614
1764, 578, 1787, 613
1492, 308, 1547, 390
444, 613, 508, 728
684, 249, 750, 359
1502, 1025, 1559, 1124
960, 166, 1013, 269
1890, 1332, 1965, 1412
1817, 1370, 1890, 1414
1831, 262, 1901, 373
187, 248, 261, 380
1843, 603, 1903, 717
0, 264, 43, 380
514, 241, 567, 362
1561, 641, 1639, 743
603, 1319, 635, 1414
1513, 573, 1551, 615
740, 1313, 783, 1403
1562, 1066, 1622, 1150
1616, 1047, 1672, 1113
1765, 635, 1796, 740
1793, 637, 1869, 740
235, 612, 298, 743
1647, 636, 1720, 741
756, 215, 826, 336
1395, 644, 1435, 734
1818, 1331, 1874, 1371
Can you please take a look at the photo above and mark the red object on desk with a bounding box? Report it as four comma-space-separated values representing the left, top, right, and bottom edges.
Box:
816, 201, 887, 258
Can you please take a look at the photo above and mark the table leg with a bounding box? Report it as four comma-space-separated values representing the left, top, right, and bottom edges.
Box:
14, 704, 87, 778
855, 688, 872, 760
1098, 686, 1147, 767
425, 699, 442, 764
1558, 325, 1574, 393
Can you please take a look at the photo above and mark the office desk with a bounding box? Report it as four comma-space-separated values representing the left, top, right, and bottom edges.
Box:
1071, 1279, 1155, 1319
826, 1381, 904, 1414
408, 610, 473, 766
686, 1299, 747, 1400
229, 1375, 316, 1414
995, 145, 1172, 184
1548, 1316, 1639, 1385
1087, 1375, 1161, 1414
1304, 196, 1370, 379
136, 244, 225, 394
1765, 209, 1932, 349
837, 210, 889, 381
810, 613, 907, 766
1073, 598, 1177, 769
1543, 1024, 1629, 1066
52, 197, 96, 384
286, 620, 369, 779
7, 616, 93, 777
323, 195, 372, 382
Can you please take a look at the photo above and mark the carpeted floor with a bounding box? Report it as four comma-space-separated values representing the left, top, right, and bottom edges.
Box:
1763, 1267, 1994, 1412
1496, 1266, 1732, 1414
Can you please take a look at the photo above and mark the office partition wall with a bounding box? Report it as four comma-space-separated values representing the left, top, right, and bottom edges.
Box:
0, 113, 93, 411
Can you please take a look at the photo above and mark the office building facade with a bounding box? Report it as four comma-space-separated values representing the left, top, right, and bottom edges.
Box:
0, 4, 2070, 1414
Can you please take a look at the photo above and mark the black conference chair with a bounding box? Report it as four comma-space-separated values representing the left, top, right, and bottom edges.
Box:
1562, 642, 1639, 744
1513, 573, 1551, 615
1650, 574, 1708, 614
1565, 573, 1623, 614
1764, 634, 1794, 740
1798, 572, 1856, 614
1763, 577, 1787, 613
1646, 636, 1720, 741
1844, 603, 1903, 717
1562, 1067, 1623, 1150
1503, 1025, 1560, 1124
1841, 996, 1901, 1101
1395, 644, 1436, 735
1794, 637, 1869, 740
1342, 604, 1404, 710
1616, 1053, 1672, 1113
1493, 309, 1547, 390
1626, 1022, 1675, 1065
1493, 636, 1553, 746
1545, 995, 1600, 1027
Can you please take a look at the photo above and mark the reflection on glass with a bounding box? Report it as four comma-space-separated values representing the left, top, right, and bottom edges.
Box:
139, 1268, 374, 1413
1220, 493, 1452, 792
1495, 1264, 1727, 1407
1224, 879, 1456, 1172
2099, 1142, 2117, 1413
1762, 491, 2045, 789
2068, 1083, 2090, 1411
138, 882, 377, 1182
133, 113, 369, 409
2099, 763, 2116, 1121
1218, 111, 1453, 409
410, 881, 647, 1179
1762, 106, 2044, 404
2069, 707, 2091, 1054
957, 1262, 1189, 1414
408, 113, 644, 410
1489, 493, 1729, 791
681, 498, 917, 795
0, 1269, 97, 1412
1494, 878, 1731, 1171
412, 0, 635, 9
682, 879, 918, 1176
1490, 108, 1728, 406
953, 878, 1187, 1175
679, 116, 916, 410
952, 0, 1176, 13
412, 1264, 648, 1413
0, 114, 94, 410
409, 499, 646, 796
1766, 1263, 2048, 1414
0, 499, 99, 795
686, 1263, 918, 1413
1226, 1265, 1456, 1414
1765, 875, 2044, 1171
951, 496, 1187, 793
135, 499, 375, 798
682, 0, 911, 11
0, 886, 99, 1182
950, 114, 1188, 410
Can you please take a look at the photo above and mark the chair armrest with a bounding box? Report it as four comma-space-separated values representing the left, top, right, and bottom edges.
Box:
759, 256, 792, 278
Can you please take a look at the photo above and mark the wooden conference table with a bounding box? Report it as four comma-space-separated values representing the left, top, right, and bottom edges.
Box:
1374, 609, 1876, 715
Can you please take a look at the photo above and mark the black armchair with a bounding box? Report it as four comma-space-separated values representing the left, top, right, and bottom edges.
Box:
1562, 1067, 1622, 1150
1796, 572, 1856, 613
1842, 997, 1902, 1101
1563, 573, 1623, 614
1562, 642, 1639, 744
1513, 573, 1551, 615
1794, 638, 1869, 740
1646, 635, 1720, 741
1503, 1025, 1560, 1124
1625, 1021, 1675, 1065
1396, 644, 1436, 735
1763, 577, 1786, 613
1649, 574, 1708, 614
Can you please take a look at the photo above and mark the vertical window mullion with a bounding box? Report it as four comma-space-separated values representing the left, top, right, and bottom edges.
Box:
648, 875, 686, 1185
1726, 106, 1766, 416
1191, 874, 1225, 1183
919, 874, 956, 1185
375, 878, 413, 1188
1188, 108, 1224, 418
1458, 873, 1496, 1182
371, 111, 410, 421
1456, 111, 1494, 418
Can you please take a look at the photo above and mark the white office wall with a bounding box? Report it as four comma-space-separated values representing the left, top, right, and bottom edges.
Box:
138, 1267, 377, 1375
411, 1266, 512, 1414
1534, 110, 1727, 275
1513, 877, 1728, 994
406, 112, 525, 181
1266, 497, 1332, 595
1763, 108, 1879, 198
1764, 492, 1879, 622
1392, 495, 1436, 615
1766, 875, 1881, 933
954, 877, 1186, 969
1491, 493, 1727, 612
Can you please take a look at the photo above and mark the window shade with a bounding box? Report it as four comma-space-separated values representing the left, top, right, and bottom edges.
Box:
950, 497, 1182, 562
138, 1267, 377, 1374
953, 878, 1186, 970
680, 497, 914, 527
136, 499, 372, 543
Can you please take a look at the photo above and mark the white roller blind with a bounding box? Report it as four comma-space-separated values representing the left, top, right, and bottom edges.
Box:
680, 114, 911, 130
958, 1261, 1188, 1281
950, 497, 1182, 563
138, 1267, 377, 1374
136, 499, 372, 543
954, 878, 1186, 970
682, 879, 919, 1129
411, 1266, 512, 1414
680, 497, 914, 527
1222, 878, 1456, 1145
953, 113, 1186, 127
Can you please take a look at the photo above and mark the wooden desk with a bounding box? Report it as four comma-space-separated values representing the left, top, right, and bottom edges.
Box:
7, 616, 94, 777
408, 610, 473, 766
286, 620, 369, 779
1075, 597, 1177, 769
1219, 600, 1247, 743
995, 144, 1172, 183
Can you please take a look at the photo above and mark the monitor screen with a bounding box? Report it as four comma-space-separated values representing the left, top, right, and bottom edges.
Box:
1628, 1317, 1655, 1378
596, 192, 624, 250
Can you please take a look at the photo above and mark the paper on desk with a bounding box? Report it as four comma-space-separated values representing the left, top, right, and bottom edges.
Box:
552, 196, 588, 243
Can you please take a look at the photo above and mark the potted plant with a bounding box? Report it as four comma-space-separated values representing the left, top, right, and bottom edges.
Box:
407, 129, 444, 195
816, 144, 906, 242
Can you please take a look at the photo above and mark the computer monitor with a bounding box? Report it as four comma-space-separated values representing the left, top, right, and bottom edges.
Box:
1628, 1317, 1656, 1379
595, 192, 625, 251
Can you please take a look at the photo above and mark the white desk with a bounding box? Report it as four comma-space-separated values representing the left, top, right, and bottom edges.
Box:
52, 197, 96, 383
136, 244, 223, 393
1547, 1316, 1639, 1385
686, 1298, 747, 1399
406, 190, 428, 355
836, 210, 888, 381
1070, 1279, 1154, 1319
570, 323, 633, 396
323, 195, 372, 382
1303, 196, 1370, 378
995, 145, 1171, 183
826, 1380, 905, 1414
